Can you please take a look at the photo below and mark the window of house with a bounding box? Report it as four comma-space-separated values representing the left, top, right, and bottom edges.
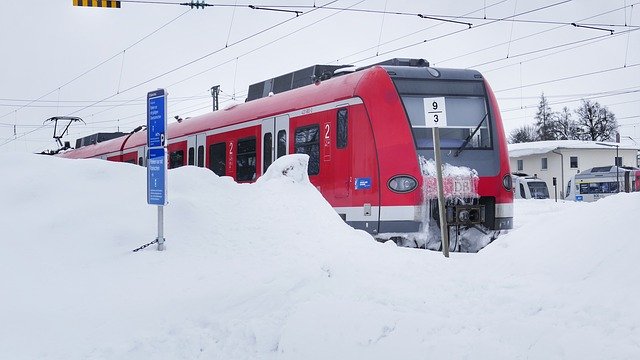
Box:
169, 150, 184, 169
263, 132, 273, 172
517, 159, 523, 171
541, 157, 548, 170
295, 125, 320, 175
197, 146, 204, 167
209, 142, 226, 176
337, 108, 348, 149
236, 137, 256, 182
570, 156, 578, 168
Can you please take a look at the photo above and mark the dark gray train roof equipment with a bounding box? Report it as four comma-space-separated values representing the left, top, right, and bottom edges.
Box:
246, 58, 447, 102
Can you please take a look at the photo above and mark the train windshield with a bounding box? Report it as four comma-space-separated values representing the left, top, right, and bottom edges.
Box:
395, 79, 492, 150
528, 182, 549, 199
401, 95, 491, 149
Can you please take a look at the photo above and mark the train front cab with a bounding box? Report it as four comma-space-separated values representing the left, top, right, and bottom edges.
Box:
354, 65, 513, 235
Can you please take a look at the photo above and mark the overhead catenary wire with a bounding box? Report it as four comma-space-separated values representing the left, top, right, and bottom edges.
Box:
0, 9, 192, 123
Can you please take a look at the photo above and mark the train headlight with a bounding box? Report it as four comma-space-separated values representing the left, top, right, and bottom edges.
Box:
502, 174, 512, 191
388, 175, 418, 193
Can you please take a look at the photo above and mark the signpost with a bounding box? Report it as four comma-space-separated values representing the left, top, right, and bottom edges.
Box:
147, 89, 168, 251
424, 97, 449, 257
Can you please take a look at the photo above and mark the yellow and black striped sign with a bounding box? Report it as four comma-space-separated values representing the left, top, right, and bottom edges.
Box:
73, 0, 121, 8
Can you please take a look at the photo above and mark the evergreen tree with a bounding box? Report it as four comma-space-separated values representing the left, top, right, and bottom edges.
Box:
534, 93, 558, 140
574, 99, 619, 141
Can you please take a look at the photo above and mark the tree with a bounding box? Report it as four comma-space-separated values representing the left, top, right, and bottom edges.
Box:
574, 99, 619, 141
509, 125, 538, 143
554, 106, 581, 140
534, 93, 558, 141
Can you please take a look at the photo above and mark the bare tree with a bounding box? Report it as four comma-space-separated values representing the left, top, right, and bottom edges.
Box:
554, 106, 581, 140
509, 125, 538, 143
574, 99, 619, 141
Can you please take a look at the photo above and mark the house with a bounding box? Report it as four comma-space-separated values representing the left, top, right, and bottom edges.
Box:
508, 140, 640, 198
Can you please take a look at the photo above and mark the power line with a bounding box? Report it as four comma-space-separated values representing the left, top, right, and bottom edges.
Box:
0, 9, 192, 122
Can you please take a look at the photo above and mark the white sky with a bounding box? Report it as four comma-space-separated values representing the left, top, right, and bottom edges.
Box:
1, 0, 638, 152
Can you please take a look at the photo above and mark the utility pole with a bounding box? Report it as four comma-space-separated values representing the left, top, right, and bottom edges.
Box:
210, 85, 220, 111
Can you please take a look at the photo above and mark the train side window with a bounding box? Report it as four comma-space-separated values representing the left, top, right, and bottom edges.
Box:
197, 146, 204, 167
237, 137, 256, 182
277, 130, 287, 158
263, 132, 273, 172
138, 157, 143, 166
209, 142, 226, 176
188, 147, 195, 166
295, 125, 320, 175
169, 150, 184, 169
519, 183, 526, 198
337, 108, 348, 149
125, 159, 136, 164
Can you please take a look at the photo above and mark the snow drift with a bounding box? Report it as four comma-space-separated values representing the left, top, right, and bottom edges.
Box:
0, 153, 639, 359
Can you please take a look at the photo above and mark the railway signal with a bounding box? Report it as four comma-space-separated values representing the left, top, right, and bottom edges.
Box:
72, 0, 121, 8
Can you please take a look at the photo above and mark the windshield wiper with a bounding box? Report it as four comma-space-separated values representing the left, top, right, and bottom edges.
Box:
454, 112, 488, 157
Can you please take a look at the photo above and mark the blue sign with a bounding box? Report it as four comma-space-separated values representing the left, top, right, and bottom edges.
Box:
355, 177, 372, 190
576, 195, 583, 202
147, 89, 167, 148
147, 148, 167, 205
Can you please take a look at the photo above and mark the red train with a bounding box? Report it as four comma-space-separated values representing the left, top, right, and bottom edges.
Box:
59, 58, 513, 237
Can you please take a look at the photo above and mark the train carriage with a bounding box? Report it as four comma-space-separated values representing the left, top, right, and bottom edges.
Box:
59, 58, 514, 238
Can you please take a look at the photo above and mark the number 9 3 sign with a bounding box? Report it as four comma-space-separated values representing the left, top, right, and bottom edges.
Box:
423, 97, 448, 127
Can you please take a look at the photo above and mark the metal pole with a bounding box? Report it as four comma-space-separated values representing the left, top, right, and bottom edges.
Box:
616, 145, 619, 193
432, 127, 449, 257
157, 206, 165, 251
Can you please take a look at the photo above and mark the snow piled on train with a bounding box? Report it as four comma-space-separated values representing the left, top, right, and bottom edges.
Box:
1, 153, 640, 359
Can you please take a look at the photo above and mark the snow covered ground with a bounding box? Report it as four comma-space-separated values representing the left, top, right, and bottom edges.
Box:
1, 153, 639, 359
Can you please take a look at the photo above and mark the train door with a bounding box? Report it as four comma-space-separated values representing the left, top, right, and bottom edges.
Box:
261, 119, 275, 175
333, 108, 351, 199
261, 115, 289, 175
187, 136, 196, 166
137, 147, 146, 166
196, 134, 206, 168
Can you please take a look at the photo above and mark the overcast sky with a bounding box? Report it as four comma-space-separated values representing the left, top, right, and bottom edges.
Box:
0, 0, 638, 152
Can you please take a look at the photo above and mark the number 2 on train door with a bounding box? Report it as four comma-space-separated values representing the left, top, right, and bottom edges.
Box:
323, 122, 331, 161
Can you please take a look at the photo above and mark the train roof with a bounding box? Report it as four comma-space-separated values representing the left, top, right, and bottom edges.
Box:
575, 165, 640, 179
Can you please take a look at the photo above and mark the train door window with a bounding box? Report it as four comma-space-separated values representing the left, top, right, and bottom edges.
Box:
295, 125, 320, 175
277, 130, 287, 158
263, 133, 273, 172
169, 150, 184, 169
188, 147, 195, 166
197, 146, 204, 167
138, 157, 143, 166
541, 157, 547, 170
566, 180, 572, 198
519, 183, 526, 198
337, 108, 348, 149
209, 142, 226, 176
237, 137, 256, 182
570, 156, 578, 168
517, 159, 523, 171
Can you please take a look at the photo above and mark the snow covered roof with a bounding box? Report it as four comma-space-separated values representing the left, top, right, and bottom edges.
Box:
508, 140, 640, 158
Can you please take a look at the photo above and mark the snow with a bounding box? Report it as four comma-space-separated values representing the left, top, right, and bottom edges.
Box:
1, 153, 640, 359
508, 140, 640, 158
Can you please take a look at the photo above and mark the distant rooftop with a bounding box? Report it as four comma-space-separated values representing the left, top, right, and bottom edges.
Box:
508, 140, 640, 158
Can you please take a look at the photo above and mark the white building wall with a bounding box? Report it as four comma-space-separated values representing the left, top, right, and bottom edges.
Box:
510, 148, 638, 198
